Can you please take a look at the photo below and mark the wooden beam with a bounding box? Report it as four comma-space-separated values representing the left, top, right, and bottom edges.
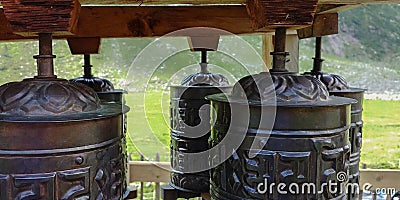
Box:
316, 4, 362, 14
128, 161, 171, 183
360, 169, 400, 191
0, 5, 282, 40
1, 0, 81, 36
1, 0, 399, 6
318, 0, 400, 4
246, 0, 318, 29
76, 0, 400, 5
297, 13, 338, 39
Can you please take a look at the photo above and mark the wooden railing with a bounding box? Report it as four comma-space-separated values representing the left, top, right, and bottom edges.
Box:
127, 161, 400, 200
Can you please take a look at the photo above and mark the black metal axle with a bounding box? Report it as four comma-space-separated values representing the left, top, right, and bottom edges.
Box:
270, 28, 289, 73
311, 37, 324, 74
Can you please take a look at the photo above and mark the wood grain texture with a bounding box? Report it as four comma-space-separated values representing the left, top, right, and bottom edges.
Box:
1, 0, 80, 36
0, 5, 257, 40
246, 0, 318, 29
128, 161, 171, 182
1, 0, 399, 6
297, 13, 338, 38
76, 0, 400, 5
67, 37, 101, 54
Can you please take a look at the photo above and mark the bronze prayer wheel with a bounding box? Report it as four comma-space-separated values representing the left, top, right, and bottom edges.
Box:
305, 36, 366, 200
0, 78, 129, 199
312, 73, 365, 199
169, 52, 232, 193
207, 72, 355, 200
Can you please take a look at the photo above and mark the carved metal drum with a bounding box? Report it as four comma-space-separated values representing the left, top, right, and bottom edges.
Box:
208, 73, 355, 200
306, 72, 365, 199
0, 78, 129, 199
169, 64, 231, 193
331, 89, 364, 187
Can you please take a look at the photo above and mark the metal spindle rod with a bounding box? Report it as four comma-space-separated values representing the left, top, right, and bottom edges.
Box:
83, 54, 93, 78
270, 28, 289, 72
312, 37, 324, 74
34, 33, 56, 78
200, 50, 209, 73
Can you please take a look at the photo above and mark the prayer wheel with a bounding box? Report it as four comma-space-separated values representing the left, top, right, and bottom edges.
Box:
207, 72, 355, 199
169, 51, 232, 193
0, 34, 129, 199
305, 37, 366, 199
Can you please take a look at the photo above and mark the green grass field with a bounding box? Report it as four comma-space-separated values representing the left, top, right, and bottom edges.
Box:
125, 92, 400, 169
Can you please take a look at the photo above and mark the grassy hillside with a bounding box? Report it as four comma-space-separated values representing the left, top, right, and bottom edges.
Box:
302, 4, 400, 70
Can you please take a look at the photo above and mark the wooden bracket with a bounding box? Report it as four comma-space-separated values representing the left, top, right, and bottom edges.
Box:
67, 37, 101, 54
1, 0, 81, 36
246, 0, 318, 29
297, 13, 338, 39
188, 36, 220, 52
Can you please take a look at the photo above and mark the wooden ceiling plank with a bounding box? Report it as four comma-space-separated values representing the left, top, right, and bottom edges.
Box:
1, 0, 81, 36
1, 0, 400, 6
0, 5, 312, 41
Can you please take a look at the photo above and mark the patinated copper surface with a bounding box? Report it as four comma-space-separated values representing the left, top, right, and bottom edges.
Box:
170, 85, 231, 193
170, 51, 231, 193
208, 72, 354, 199
0, 78, 100, 115
304, 37, 366, 200
0, 33, 129, 199
70, 54, 115, 92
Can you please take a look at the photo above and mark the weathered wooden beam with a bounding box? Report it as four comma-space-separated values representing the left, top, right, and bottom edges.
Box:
1, 0, 399, 6
67, 37, 101, 54
128, 161, 171, 183
74, 6, 257, 37
76, 0, 400, 5
360, 169, 400, 191
316, 4, 362, 14
1, 0, 81, 36
246, 0, 318, 29
318, 0, 399, 4
0, 5, 276, 40
297, 13, 338, 39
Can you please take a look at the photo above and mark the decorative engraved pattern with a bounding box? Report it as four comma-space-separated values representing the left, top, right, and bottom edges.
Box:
170, 172, 210, 192
181, 73, 229, 86
0, 78, 100, 115
232, 72, 329, 102
181, 63, 229, 86
313, 138, 350, 199
70, 77, 114, 92
0, 142, 125, 199
58, 168, 90, 200
110, 157, 123, 200
305, 72, 349, 91
95, 169, 107, 200
0, 175, 8, 199
13, 173, 55, 200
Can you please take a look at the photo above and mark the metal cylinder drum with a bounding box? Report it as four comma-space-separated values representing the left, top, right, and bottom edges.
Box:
0, 78, 129, 199
207, 73, 355, 200
306, 72, 365, 199
170, 85, 232, 193
330, 88, 365, 200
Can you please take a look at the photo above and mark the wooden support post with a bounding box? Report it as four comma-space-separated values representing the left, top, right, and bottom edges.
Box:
262, 31, 299, 72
